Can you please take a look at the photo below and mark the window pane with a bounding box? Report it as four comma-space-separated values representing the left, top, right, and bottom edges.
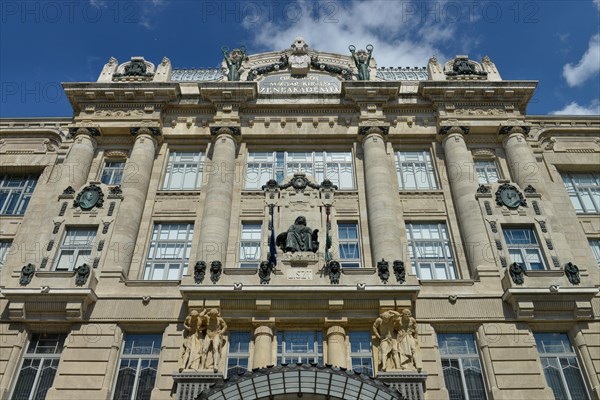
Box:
0, 175, 38, 215
407, 223, 456, 280
145, 223, 193, 280
561, 173, 600, 214
163, 152, 203, 190
396, 151, 437, 190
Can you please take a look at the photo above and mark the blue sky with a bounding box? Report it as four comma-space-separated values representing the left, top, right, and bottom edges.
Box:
1, 0, 599, 117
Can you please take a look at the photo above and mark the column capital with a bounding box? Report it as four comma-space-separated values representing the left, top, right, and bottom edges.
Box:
438, 125, 469, 136
499, 125, 530, 136
69, 126, 101, 137
358, 125, 389, 136
325, 325, 346, 338
130, 126, 162, 137
210, 126, 241, 137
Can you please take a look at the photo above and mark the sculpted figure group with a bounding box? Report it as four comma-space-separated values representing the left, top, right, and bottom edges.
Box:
372, 309, 422, 373
179, 309, 228, 372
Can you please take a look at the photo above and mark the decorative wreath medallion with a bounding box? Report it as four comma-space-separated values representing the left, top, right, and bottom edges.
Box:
495, 183, 526, 208
74, 184, 104, 210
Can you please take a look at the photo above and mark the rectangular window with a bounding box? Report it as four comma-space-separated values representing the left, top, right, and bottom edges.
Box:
113, 334, 162, 400
54, 228, 96, 271
406, 222, 456, 280
245, 152, 354, 190
438, 333, 487, 400
11, 334, 65, 400
349, 331, 373, 376
0, 175, 37, 215
101, 161, 125, 185
503, 227, 546, 270
395, 151, 438, 190
239, 223, 261, 268
338, 223, 360, 268
277, 331, 323, 365
475, 160, 500, 184
589, 239, 600, 266
143, 223, 193, 280
534, 333, 590, 400
162, 151, 204, 190
227, 331, 251, 378
0, 240, 12, 270
561, 173, 600, 214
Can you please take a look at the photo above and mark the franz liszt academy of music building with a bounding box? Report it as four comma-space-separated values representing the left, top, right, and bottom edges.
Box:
0, 38, 599, 400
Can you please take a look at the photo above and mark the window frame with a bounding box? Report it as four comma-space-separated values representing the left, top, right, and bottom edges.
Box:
395, 150, 439, 190
112, 333, 162, 400
474, 159, 501, 185
161, 150, 204, 191
100, 159, 126, 186
589, 239, 600, 266
239, 222, 262, 269
53, 227, 97, 271
438, 333, 488, 400
348, 331, 374, 377
226, 331, 251, 378
276, 330, 323, 365
502, 226, 547, 270
245, 151, 355, 190
10, 333, 66, 400
405, 221, 457, 280
0, 174, 38, 216
561, 172, 600, 214
0, 240, 12, 269
143, 222, 194, 280
337, 222, 361, 268
534, 333, 591, 400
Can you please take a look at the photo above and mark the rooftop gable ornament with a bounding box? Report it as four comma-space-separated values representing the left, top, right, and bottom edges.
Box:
349, 44, 373, 80
113, 57, 155, 79
221, 46, 247, 81
289, 37, 311, 75
445, 55, 487, 78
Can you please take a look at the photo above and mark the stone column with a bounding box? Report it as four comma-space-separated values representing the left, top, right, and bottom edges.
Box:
570, 326, 600, 398
196, 127, 239, 264
253, 324, 274, 368
10, 128, 97, 268
59, 128, 98, 189
502, 126, 543, 189
360, 127, 403, 265
441, 127, 491, 273
326, 325, 347, 368
109, 127, 158, 276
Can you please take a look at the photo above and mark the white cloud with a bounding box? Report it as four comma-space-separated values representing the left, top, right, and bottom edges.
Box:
594, 0, 600, 11
550, 99, 600, 115
562, 34, 600, 87
242, 0, 462, 67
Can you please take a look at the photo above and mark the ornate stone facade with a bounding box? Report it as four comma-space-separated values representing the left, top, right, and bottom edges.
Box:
0, 41, 599, 400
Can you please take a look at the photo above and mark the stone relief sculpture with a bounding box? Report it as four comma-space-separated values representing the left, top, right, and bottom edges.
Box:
349, 44, 373, 80
509, 262, 525, 285
289, 37, 311, 75
180, 310, 204, 371
276, 216, 319, 253
179, 309, 228, 373
372, 309, 422, 373
222, 46, 247, 81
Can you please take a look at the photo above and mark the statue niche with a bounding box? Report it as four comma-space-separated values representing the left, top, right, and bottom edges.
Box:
276, 216, 319, 253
